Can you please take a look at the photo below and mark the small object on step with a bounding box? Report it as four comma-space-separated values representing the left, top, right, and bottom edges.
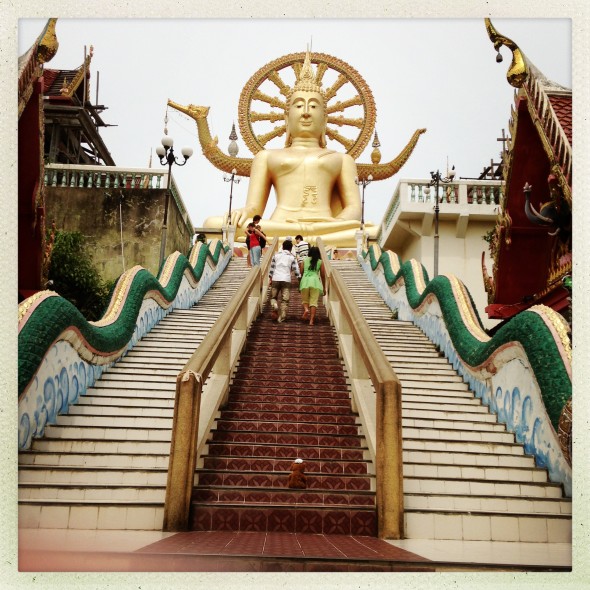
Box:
287, 458, 307, 489
270, 299, 279, 320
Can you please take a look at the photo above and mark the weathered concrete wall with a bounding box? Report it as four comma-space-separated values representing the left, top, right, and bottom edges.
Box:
45, 186, 193, 281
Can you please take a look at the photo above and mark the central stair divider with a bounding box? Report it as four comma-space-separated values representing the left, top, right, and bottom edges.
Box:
163, 239, 278, 531
317, 239, 404, 539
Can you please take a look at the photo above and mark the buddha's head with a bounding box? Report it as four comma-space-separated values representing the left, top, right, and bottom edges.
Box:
285, 51, 327, 147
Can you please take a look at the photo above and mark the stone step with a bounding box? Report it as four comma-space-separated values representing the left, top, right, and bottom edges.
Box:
125, 345, 196, 354
402, 417, 505, 431
18, 482, 166, 502
25, 438, 172, 455
400, 382, 470, 392
403, 426, 514, 443
403, 475, 563, 499
77, 395, 175, 408
401, 406, 494, 419
93, 372, 177, 383
81, 387, 175, 400
107, 366, 180, 377
18, 502, 165, 530
396, 372, 464, 383
395, 367, 459, 377
403, 510, 571, 543
54, 414, 172, 429
41, 425, 172, 441
402, 394, 482, 405
403, 493, 571, 516
402, 448, 535, 468
19, 465, 168, 486
56, 404, 173, 418
19, 451, 169, 469
390, 359, 452, 369
403, 462, 548, 484
91, 380, 175, 391
403, 437, 525, 456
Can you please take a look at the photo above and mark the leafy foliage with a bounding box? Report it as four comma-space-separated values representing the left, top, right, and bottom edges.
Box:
47, 231, 113, 321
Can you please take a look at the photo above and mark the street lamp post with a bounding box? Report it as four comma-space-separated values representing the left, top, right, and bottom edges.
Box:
355, 174, 374, 231
424, 166, 455, 277
224, 168, 240, 223
155, 136, 193, 269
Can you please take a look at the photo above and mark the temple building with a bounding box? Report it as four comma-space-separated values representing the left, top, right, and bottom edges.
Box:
17, 21, 194, 287
482, 20, 572, 324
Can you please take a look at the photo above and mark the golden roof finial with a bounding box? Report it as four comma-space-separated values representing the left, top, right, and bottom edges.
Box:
485, 18, 528, 88
371, 130, 382, 165
37, 18, 59, 64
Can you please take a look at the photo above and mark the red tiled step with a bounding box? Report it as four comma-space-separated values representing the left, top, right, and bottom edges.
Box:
196, 470, 373, 491
237, 357, 344, 369
190, 503, 377, 536
225, 399, 353, 412
192, 486, 375, 507
229, 383, 350, 396
242, 347, 339, 358
202, 455, 369, 474
209, 431, 363, 448
218, 411, 357, 425
228, 393, 352, 405
211, 421, 364, 442
214, 419, 360, 437
206, 443, 366, 462
232, 369, 348, 385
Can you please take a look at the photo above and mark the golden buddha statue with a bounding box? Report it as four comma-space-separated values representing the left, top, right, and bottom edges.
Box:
169, 50, 426, 247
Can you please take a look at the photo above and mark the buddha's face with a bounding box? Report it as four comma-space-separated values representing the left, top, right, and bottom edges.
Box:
286, 90, 327, 140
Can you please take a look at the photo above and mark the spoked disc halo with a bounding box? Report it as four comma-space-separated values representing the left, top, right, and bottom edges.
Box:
238, 52, 376, 160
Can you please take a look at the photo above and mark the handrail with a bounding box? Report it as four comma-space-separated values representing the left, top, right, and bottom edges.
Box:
163, 238, 278, 531
317, 238, 403, 539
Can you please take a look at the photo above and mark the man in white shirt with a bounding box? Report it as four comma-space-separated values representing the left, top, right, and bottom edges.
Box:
268, 240, 301, 323
294, 235, 309, 262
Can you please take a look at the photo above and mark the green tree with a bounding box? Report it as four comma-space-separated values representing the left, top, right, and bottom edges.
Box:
47, 230, 113, 321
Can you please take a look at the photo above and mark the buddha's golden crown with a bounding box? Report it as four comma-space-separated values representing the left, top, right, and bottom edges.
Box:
292, 48, 324, 95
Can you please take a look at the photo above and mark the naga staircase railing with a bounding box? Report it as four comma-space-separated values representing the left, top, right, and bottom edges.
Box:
318, 238, 404, 539
163, 239, 278, 531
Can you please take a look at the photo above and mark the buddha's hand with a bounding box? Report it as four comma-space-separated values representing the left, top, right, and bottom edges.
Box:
230, 207, 256, 227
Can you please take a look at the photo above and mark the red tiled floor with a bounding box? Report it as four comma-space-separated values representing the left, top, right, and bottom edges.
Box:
137, 531, 431, 564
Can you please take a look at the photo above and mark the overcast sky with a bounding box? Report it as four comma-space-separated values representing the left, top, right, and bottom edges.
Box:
18, 18, 572, 230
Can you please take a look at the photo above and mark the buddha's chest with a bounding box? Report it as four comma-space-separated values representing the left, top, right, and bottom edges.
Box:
268, 150, 341, 180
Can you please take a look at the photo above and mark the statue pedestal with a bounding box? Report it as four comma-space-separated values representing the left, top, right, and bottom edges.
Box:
222, 224, 236, 250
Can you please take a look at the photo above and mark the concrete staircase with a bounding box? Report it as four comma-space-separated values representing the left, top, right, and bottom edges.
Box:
331, 259, 572, 544
18, 257, 250, 530
190, 282, 377, 535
